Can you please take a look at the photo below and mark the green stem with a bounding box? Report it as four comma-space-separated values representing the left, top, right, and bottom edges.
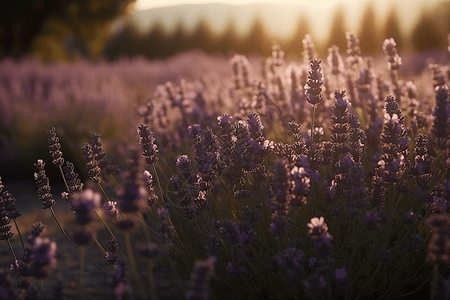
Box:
148, 261, 156, 300
39, 280, 49, 300
13, 219, 25, 252
153, 164, 188, 254
166, 250, 186, 294
308, 104, 317, 219
124, 231, 145, 299
97, 183, 111, 202
58, 165, 70, 194
7, 239, 17, 262
49, 208, 110, 277
430, 264, 439, 300
86, 225, 106, 255
80, 245, 86, 300
94, 208, 116, 239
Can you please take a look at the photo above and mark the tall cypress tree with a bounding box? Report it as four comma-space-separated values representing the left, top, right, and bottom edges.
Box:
218, 16, 242, 55
168, 18, 189, 56
244, 15, 272, 56
411, 9, 443, 51
382, 4, 403, 51
191, 16, 217, 53
142, 20, 168, 59
358, 1, 380, 54
325, 5, 348, 52
286, 13, 312, 58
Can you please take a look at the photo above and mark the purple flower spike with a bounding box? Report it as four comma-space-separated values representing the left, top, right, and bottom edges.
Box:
137, 124, 159, 165
304, 59, 324, 106
70, 189, 102, 225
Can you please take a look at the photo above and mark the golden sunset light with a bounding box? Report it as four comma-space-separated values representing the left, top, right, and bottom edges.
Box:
1, 0, 450, 298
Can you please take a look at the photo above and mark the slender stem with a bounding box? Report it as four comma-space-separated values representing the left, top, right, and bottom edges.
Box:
80, 245, 86, 300
308, 104, 317, 218
94, 209, 116, 239
39, 280, 49, 300
153, 165, 187, 254
430, 263, 439, 300
13, 219, 25, 252
138, 212, 152, 243
7, 239, 17, 262
124, 231, 145, 299
152, 164, 165, 206
137, 216, 160, 236
110, 174, 121, 188
310, 104, 316, 159
166, 250, 186, 294
97, 183, 111, 202
49, 208, 110, 277
148, 261, 156, 300
58, 166, 70, 194
86, 225, 106, 254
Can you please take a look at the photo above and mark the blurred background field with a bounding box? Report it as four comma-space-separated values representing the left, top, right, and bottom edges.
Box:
1, 0, 450, 167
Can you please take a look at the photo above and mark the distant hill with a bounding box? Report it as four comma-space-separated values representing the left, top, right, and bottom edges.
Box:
127, 3, 308, 38
122, 1, 435, 43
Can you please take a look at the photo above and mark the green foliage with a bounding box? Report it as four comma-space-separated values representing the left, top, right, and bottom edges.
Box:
285, 13, 313, 59
324, 5, 348, 56
243, 15, 272, 56
0, 0, 136, 59
142, 20, 169, 59
191, 17, 217, 54
218, 17, 243, 56
411, 9, 443, 51
168, 19, 190, 56
103, 23, 142, 59
382, 4, 404, 51
358, 1, 380, 54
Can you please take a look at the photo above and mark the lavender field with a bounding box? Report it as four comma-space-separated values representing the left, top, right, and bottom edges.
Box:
1, 34, 450, 300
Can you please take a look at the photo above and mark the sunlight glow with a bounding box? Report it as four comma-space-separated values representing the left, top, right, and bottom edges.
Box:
135, 0, 339, 10
132, 0, 439, 42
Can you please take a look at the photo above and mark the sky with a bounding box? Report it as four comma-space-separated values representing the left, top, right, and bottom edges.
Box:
135, 0, 346, 10
131, 0, 442, 42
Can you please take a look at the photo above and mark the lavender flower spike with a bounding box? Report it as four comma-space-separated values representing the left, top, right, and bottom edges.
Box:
138, 124, 159, 165
34, 159, 56, 209
307, 216, 328, 239
47, 127, 64, 167
186, 256, 216, 300
30, 236, 57, 279
70, 189, 102, 225
81, 143, 102, 184
382, 38, 402, 71
106, 238, 119, 265
305, 59, 324, 106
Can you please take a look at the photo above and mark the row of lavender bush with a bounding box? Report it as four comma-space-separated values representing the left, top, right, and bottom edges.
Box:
1, 33, 450, 299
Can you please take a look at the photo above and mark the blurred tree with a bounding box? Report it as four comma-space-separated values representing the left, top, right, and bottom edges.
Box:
431, 2, 450, 48
0, 0, 136, 58
167, 18, 189, 56
358, 1, 380, 54
191, 17, 217, 53
325, 5, 347, 55
411, 9, 443, 51
381, 4, 403, 51
142, 20, 169, 59
103, 23, 142, 60
285, 12, 312, 58
218, 16, 243, 55
244, 15, 272, 56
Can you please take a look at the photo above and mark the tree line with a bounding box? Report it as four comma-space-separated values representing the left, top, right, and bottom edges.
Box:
104, 1, 450, 60
1, 0, 449, 61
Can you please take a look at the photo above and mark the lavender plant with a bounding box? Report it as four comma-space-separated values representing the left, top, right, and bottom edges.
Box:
3, 34, 450, 300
